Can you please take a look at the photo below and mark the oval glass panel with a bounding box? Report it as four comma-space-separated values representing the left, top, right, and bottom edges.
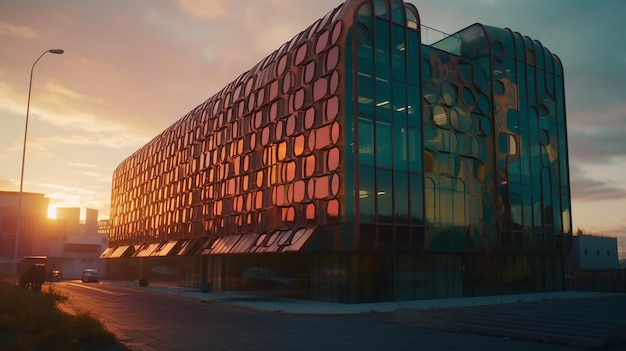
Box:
331, 21, 342, 44
331, 121, 340, 144
305, 61, 316, 83
325, 96, 339, 121
326, 46, 339, 71
331, 173, 339, 196
305, 155, 316, 177
305, 107, 316, 129
313, 78, 328, 101
294, 134, 305, 156
328, 147, 340, 171
286, 114, 296, 136
294, 88, 305, 110
295, 43, 308, 65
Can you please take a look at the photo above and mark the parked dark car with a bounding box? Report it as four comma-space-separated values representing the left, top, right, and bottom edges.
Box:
19, 264, 46, 291
46, 269, 62, 282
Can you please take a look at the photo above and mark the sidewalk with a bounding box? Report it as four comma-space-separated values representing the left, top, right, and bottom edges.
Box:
104, 280, 615, 314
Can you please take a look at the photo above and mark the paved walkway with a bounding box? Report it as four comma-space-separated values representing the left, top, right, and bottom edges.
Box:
105, 281, 626, 349
106, 280, 613, 314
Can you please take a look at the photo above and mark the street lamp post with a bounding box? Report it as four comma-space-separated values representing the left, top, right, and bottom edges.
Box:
13, 49, 64, 280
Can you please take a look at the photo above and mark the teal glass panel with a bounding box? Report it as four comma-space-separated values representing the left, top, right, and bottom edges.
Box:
393, 119, 408, 171
406, 31, 420, 84
374, 18, 391, 76
503, 29, 515, 57
409, 173, 424, 225
374, 0, 389, 18
425, 177, 435, 224
377, 169, 393, 223
534, 41, 544, 69
407, 127, 422, 171
358, 117, 375, 166
551, 193, 561, 235
558, 127, 568, 185
438, 176, 453, 227
359, 223, 376, 250
407, 84, 421, 127
357, 73, 375, 115
395, 225, 409, 251
555, 76, 565, 125
359, 165, 375, 223
394, 171, 409, 224
391, 24, 406, 81
392, 80, 407, 114
376, 121, 392, 168
509, 182, 522, 229
390, 0, 404, 24
375, 78, 392, 121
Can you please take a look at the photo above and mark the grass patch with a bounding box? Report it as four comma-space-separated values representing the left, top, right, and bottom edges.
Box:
0, 279, 128, 350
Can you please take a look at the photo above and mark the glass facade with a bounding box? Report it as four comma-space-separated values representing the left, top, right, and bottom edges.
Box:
105, 0, 571, 303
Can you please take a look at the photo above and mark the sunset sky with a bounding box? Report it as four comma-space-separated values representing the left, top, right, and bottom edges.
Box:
1, 0, 625, 255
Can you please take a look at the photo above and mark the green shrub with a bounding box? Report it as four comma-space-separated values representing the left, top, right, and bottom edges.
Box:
0, 279, 128, 350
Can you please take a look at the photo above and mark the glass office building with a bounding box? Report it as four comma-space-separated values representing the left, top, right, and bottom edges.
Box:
104, 0, 571, 303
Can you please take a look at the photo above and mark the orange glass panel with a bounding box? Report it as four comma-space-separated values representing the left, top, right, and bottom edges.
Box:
307, 178, 315, 199
305, 61, 316, 83
306, 203, 316, 220
256, 190, 263, 209
256, 170, 264, 188
215, 200, 222, 215
275, 120, 284, 140
287, 207, 295, 221
269, 102, 278, 122
313, 78, 328, 102
308, 129, 317, 151
325, 96, 339, 121
326, 46, 339, 72
254, 111, 263, 130
315, 30, 329, 54
286, 114, 296, 136
295, 43, 308, 65
316, 125, 331, 149
277, 141, 287, 160
305, 107, 316, 129
286, 161, 296, 181
246, 190, 252, 210
327, 199, 339, 217
261, 126, 270, 146
287, 183, 294, 203
243, 154, 249, 171
331, 121, 340, 144
250, 133, 256, 150
331, 173, 340, 196
315, 176, 329, 199
294, 134, 305, 156
328, 147, 340, 171
305, 155, 316, 177
294, 180, 306, 202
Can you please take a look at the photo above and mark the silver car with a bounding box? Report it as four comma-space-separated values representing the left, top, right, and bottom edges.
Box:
81, 269, 99, 283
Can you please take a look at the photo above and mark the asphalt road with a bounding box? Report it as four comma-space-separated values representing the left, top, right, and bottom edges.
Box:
45, 281, 608, 351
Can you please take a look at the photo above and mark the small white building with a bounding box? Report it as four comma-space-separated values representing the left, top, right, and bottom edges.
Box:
567, 235, 619, 271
